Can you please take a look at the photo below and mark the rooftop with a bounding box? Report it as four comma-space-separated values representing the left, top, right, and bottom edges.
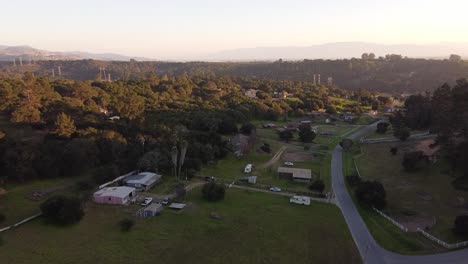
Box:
144, 203, 163, 212
277, 167, 312, 179
169, 203, 186, 209
124, 172, 161, 186
94, 186, 135, 198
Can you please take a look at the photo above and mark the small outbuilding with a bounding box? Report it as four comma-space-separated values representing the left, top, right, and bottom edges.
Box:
142, 203, 163, 217
124, 172, 162, 191
93, 186, 137, 205
277, 167, 312, 183
168, 203, 186, 210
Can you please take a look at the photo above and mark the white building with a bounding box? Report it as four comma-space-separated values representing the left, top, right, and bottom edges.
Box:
244, 89, 258, 99
93, 186, 137, 205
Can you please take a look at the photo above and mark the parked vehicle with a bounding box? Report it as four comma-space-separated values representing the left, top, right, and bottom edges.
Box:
204, 176, 216, 182
161, 197, 170, 205
289, 196, 311, 205
284, 161, 294, 166
244, 164, 252, 173
141, 197, 153, 206
269, 187, 282, 192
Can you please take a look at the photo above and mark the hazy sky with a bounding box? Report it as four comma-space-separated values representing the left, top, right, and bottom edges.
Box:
1, 0, 468, 59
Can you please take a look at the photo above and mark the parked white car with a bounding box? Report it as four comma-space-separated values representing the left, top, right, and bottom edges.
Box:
244, 164, 252, 173
284, 161, 294, 166
141, 197, 153, 206
289, 196, 311, 206
269, 187, 282, 192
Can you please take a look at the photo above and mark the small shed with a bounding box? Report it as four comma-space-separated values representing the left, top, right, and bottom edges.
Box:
143, 203, 163, 217
277, 167, 312, 183
168, 203, 186, 210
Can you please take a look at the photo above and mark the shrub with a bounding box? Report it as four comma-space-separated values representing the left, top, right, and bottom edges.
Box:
201, 182, 225, 202
390, 147, 398, 155
119, 218, 135, 232
454, 215, 468, 236
376, 122, 390, 134
309, 179, 325, 193
394, 126, 410, 141
260, 143, 271, 153
346, 174, 362, 187
355, 180, 386, 210
340, 138, 354, 151
40, 195, 84, 225
402, 151, 427, 171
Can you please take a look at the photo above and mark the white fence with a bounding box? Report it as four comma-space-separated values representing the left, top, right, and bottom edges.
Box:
0, 213, 42, 233
417, 228, 468, 249
372, 207, 408, 232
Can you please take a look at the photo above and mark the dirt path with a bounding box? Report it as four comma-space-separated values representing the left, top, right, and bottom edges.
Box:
261, 146, 286, 169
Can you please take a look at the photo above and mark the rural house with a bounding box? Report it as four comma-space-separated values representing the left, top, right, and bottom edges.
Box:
277, 167, 312, 183
93, 186, 137, 205
124, 172, 161, 191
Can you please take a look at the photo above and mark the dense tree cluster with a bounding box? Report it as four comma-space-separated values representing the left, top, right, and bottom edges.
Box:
0, 72, 357, 183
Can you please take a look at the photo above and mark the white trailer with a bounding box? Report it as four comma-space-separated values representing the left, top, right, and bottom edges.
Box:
289, 196, 311, 206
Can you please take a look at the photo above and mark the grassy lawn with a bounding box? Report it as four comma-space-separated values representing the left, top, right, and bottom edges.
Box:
356, 141, 468, 243
342, 150, 445, 254
0, 188, 361, 264
0, 177, 80, 226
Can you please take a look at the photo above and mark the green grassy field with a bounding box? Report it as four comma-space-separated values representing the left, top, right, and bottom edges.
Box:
0, 188, 361, 264
356, 141, 468, 243
0, 177, 80, 226
342, 150, 445, 254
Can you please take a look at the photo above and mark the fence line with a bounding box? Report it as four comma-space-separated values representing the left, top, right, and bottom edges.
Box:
372, 207, 408, 232
0, 213, 42, 233
417, 228, 468, 249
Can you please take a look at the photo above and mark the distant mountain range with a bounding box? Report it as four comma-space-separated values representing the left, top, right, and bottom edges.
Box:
2, 42, 468, 62
208, 42, 468, 61
0, 45, 152, 62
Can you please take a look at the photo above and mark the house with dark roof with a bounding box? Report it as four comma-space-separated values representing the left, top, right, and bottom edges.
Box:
124, 172, 161, 191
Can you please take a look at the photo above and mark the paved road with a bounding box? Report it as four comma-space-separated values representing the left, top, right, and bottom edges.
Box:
332, 121, 468, 263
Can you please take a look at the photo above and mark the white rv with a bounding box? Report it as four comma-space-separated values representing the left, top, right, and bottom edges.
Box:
289, 196, 311, 206
244, 164, 252, 173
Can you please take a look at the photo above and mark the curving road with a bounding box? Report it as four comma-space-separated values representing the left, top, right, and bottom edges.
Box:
331, 121, 468, 264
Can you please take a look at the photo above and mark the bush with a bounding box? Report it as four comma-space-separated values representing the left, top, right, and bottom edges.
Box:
454, 215, 468, 237
346, 174, 362, 187
394, 126, 410, 141
119, 218, 135, 232
201, 182, 225, 201
309, 179, 325, 193
340, 138, 354, 151
376, 122, 390, 134
402, 151, 427, 172
355, 180, 386, 210
40, 195, 84, 225
260, 143, 271, 153
390, 147, 398, 155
